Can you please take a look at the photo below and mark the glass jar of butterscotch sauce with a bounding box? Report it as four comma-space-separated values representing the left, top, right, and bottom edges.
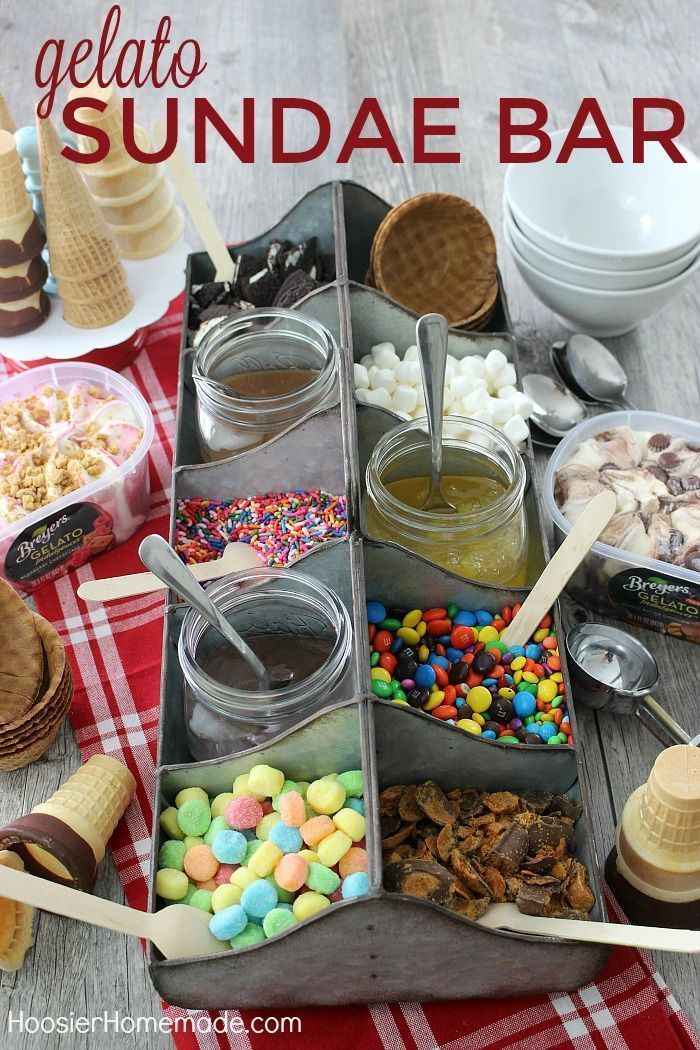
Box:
365, 417, 528, 585
193, 309, 339, 461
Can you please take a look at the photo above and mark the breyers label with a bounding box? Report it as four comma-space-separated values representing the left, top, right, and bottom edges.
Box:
609, 568, 700, 626
5, 502, 115, 588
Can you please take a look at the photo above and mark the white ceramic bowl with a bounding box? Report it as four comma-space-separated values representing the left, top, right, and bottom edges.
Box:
503, 220, 700, 336
504, 202, 700, 290
504, 126, 700, 270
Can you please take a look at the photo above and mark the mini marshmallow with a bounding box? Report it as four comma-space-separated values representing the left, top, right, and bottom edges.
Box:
509, 392, 533, 419
495, 363, 517, 389
392, 385, 418, 414
497, 385, 518, 400
484, 349, 508, 379
458, 356, 486, 378
355, 388, 371, 404
444, 363, 456, 384
359, 354, 373, 369
370, 341, 397, 359
353, 363, 369, 390
470, 409, 496, 425
370, 368, 397, 394
364, 387, 393, 411
372, 345, 400, 369
403, 345, 418, 361
487, 396, 513, 425
394, 360, 421, 386
461, 389, 490, 414
446, 354, 460, 371
504, 414, 530, 445
449, 374, 473, 401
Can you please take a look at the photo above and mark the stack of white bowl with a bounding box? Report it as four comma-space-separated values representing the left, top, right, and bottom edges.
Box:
503, 126, 700, 336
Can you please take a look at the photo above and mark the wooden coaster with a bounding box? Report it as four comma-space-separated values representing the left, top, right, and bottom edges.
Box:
0, 580, 44, 724
371, 193, 497, 326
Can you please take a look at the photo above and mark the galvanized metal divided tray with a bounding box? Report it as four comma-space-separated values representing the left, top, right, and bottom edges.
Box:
149, 181, 608, 1009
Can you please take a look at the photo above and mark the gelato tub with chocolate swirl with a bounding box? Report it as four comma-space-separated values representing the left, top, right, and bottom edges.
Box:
544, 411, 700, 644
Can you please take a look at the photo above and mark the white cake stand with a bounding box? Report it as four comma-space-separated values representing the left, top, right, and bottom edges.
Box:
0, 238, 190, 364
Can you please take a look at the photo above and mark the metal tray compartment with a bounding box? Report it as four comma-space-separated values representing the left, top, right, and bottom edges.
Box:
149, 181, 609, 1007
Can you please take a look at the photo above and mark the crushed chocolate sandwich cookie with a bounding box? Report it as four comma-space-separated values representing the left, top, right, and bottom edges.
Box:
382, 781, 595, 921
188, 236, 335, 343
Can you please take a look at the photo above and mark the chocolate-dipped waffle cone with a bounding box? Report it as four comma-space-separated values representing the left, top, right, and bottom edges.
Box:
0, 578, 44, 724
0, 254, 47, 302
0, 92, 16, 135
371, 192, 498, 327
36, 115, 133, 327
0, 852, 35, 972
0, 755, 135, 890
0, 130, 45, 268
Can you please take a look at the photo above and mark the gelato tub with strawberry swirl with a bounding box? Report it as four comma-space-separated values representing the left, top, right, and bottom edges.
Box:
0, 363, 153, 592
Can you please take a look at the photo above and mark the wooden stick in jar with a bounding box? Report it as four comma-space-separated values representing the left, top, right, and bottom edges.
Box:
501, 489, 617, 648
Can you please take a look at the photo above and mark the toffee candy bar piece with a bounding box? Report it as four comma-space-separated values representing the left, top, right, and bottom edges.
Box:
383, 858, 456, 905
515, 882, 560, 916
515, 811, 574, 853
415, 780, 457, 826
485, 823, 529, 874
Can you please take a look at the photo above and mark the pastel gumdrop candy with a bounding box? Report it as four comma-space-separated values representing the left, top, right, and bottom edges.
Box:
175, 787, 209, 809
210, 904, 248, 941
317, 830, 352, 868
231, 922, 266, 948
255, 812, 281, 840
300, 814, 335, 846
176, 799, 212, 837
333, 809, 366, 842
225, 796, 264, 830
336, 771, 363, 799
274, 853, 309, 892
196, 879, 217, 892
298, 849, 320, 865
232, 773, 266, 802
158, 840, 186, 871
247, 840, 283, 878
268, 822, 303, 855
265, 874, 294, 904
278, 791, 307, 827
240, 878, 278, 919
156, 868, 189, 901
204, 816, 229, 846
263, 908, 297, 937
211, 830, 247, 865
341, 871, 370, 899
230, 867, 257, 891
306, 778, 346, 815
339, 847, 368, 879
183, 836, 204, 850
212, 883, 242, 912
183, 845, 219, 882
305, 862, 340, 895
271, 780, 301, 811
189, 889, 214, 911
292, 891, 330, 921
247, 764, 285, 798
160, 807, 185, 840
215, 864, 238, 886
210, 792, 235, 818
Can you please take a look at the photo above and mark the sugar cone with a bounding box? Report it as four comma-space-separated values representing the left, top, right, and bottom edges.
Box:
36, 114, 133, 326
0, 93, 16, 135
0, 130, 33, 235
0, 852, 35, 972
32, 754, 136, 865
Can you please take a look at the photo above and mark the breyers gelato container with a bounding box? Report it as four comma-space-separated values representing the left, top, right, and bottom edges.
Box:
0, 361, 153, 592
543, 410, 700, 644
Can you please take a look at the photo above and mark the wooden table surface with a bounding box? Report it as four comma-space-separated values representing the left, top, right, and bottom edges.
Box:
1, 2, 698, 1046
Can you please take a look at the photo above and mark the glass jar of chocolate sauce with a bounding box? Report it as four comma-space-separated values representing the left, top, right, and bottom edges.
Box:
179, 568, 353, 759
193, 309, 339, 461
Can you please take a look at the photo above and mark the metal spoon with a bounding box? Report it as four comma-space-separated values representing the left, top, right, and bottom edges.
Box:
551, 335, 637, 410
522, 373, 588, 437
416, 313, 456, 513
138, 535, 287, 690
565, 621, 699, 748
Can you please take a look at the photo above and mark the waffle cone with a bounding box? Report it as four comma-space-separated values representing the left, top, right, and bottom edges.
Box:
0, 579, 44, 724
0, 93, 16, 135
62, 285, 134, 328
56, 264, 134, 305
37, 114, 132, 324
32, 754, 136, 864
371, 192, 498, 327
0, 130, 33, 227
0, 852, 35, 972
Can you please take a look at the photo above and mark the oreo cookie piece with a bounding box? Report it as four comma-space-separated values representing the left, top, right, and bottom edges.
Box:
241, 268, 281, 307
199, 303, 238, 324
266, 241, 285, 273
319, 253, 336, 281
282, 237, 318, 275
273, 270, 315, 308
194, 281, 229, 309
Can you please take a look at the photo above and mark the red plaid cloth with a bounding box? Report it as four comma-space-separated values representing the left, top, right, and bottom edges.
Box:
6, 296, 695, 1050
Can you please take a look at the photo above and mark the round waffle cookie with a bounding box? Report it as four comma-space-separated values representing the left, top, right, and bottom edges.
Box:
0, 580, 44, 724
371, 193, 498, 327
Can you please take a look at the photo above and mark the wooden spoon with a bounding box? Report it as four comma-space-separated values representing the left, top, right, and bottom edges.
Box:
153, 118, 235, 283
478, 902, 700, 954
501, 489, 617, 648
77, 542, 262, 603
0, 863, 228, 960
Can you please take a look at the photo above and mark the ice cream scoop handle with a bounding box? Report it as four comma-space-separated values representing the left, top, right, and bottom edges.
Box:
635, 695, 692, 747
0, 864, 150, 942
